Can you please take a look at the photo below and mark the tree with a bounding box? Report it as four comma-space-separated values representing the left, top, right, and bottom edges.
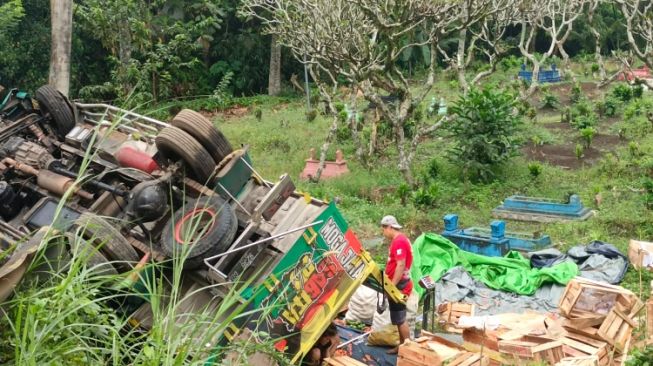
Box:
268, 35, 281, 96
49, 0, 73, 95
448, 88, 523, 182
587, 0, 607, 81
437, 0, 518, 94
516, 0, 586, 98
242, 0, 467, 184
76, 0, 225, 102
0, 0, 24, 39
617, 0, 653, 88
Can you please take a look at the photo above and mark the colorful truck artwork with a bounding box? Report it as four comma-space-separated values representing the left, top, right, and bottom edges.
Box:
220, 202, 402, 364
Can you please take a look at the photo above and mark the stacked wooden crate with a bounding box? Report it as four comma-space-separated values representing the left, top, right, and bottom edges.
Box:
557, 278, 643, 365
437, 302, 475, 333
398, 332, 489, 366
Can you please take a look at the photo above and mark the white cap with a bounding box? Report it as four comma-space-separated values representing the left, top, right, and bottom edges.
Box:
380, 215, 402, 229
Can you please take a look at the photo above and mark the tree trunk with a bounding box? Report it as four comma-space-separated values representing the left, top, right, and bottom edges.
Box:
456, 28, 470, 94
369, 109, 379, 156
49, 0, 73, 96
268, 35, 281, 96
313, 115, 338, 182
117, 19, 133, 94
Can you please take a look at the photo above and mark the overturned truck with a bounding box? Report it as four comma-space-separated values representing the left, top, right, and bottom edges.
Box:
0, 86, 403, 363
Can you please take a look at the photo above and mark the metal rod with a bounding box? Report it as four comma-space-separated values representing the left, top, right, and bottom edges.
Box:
216, 183, 251, 216
0, 220, 24, 240
75, 103, 171, 128
203, 220, 323, 264
337, 331, 372, 349
239, 157, 271, 188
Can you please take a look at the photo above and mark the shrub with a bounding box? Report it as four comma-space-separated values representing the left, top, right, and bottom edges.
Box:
540, 90, 560, 110
590, 63, 600, 73
412, 183, 439, 207
498, 55, 522, 71
262, 136, 291, 153
396, 183, 411, 205
575, 144, 584, 159
254, 108, 263, 121
632, 83, 644, 99
624, 98, 653, 121
305, 109, 318, 122
579, 127, 596, 148
528, 162, 543, 179
423, 158, 440, 183
602, 97, 619, 117
571, 99, 598, 129
561, 107, 572, 123
572, 114, 598, 130
448, 88, 523, 182
612, 84, 633, 102
570, 83, 583, 104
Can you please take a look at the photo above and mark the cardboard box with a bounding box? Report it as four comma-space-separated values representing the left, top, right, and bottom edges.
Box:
628, 240, 653, 270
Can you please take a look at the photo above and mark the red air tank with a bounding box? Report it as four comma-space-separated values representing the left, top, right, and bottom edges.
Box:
115, 146, 159, 173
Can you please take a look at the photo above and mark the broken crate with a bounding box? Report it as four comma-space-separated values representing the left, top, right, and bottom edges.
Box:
498, 336, 565, 364
398, 332, 488, 366
437, 302, 475, 333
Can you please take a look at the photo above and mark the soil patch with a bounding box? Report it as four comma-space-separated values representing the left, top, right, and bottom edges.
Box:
523, 132, 622, 169
523, 144, 601, 169
543, 121, 573, 131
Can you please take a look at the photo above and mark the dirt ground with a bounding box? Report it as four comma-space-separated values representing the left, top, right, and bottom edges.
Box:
525, 82, 626, 169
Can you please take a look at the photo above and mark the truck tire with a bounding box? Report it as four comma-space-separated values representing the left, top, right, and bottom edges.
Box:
67, 234, 119, 277
75, 213, 139, 271
155, 126, 215, 184
35, 85, 75, 139
171, 109, 233, 164
160, 195, 238, 269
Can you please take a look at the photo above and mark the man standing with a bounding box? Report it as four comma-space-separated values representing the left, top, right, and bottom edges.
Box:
380, 215, 413, 354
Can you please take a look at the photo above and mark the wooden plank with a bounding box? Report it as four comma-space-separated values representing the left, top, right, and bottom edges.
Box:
562, 315, 606, 330
323, 356, 367, 366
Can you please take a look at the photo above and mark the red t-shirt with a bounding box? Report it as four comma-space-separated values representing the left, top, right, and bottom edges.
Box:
385, 234, 413, 295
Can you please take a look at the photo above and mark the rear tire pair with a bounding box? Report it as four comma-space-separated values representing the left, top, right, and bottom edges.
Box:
155, 109, 233, 183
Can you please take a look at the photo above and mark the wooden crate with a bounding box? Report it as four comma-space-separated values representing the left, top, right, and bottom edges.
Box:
498, 336, 565, 364
323, 356, 368, 366
437, 302, 475, 333
398, 340, 446, 366
558, 277, 644, 318
597, 309, 634, 352
559, 278, 640, 318
561, 331, 609, 366
447, 352, 490, 366
555, 356, 599, 366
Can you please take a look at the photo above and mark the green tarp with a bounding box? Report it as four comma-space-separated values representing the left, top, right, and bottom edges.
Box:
410, 233, 578, 298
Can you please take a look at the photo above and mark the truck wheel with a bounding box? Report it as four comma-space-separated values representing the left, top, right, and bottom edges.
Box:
160, 195, 238, 269
75, 213, 139, 271
171, 109, 233, 164
67, 234, 119, 277
155, 126, 215, 184
35, 85, 75, 139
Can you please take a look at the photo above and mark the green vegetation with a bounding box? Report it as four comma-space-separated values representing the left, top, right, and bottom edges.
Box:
448, 88, 523, 182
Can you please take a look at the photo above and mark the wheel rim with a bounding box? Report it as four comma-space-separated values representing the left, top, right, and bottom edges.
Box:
173, 208, 217, 245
